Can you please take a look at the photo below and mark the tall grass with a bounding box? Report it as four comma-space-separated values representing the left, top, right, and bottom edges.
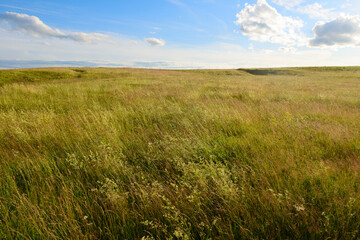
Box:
0, 67, 359, 239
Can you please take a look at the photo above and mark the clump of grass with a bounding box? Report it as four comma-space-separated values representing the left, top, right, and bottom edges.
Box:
0, 67, 359, 239
0, 69, 76, 86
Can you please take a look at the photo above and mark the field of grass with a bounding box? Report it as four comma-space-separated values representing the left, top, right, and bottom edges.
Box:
0, 67, 359, 239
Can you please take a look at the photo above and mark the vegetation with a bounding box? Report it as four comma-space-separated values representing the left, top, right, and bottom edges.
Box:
0, 67, 359, 239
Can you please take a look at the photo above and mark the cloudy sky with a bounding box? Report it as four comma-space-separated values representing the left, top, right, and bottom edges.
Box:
0, 0, 360, 69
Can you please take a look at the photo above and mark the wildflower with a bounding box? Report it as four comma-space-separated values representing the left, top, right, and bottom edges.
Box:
83, 216, 88, 220
294, 204, 305, 212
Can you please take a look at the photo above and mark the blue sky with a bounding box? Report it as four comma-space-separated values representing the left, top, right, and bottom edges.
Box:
0, 0, 360, 68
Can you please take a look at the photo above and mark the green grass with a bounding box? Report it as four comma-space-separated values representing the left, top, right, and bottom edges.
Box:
0, 67, 359, 239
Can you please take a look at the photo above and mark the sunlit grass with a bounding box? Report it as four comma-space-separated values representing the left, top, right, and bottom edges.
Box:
0, 67, 359, 239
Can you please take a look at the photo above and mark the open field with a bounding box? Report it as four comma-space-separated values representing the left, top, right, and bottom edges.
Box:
0, 67, 359, 239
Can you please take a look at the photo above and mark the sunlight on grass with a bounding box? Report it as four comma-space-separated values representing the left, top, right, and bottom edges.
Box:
0, 67, 359, 239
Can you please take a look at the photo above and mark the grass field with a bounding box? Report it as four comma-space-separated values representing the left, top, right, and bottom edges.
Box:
0, 67, 359, 239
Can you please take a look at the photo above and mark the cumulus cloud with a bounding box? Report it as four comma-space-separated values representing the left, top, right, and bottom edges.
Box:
309, 15, 360, 47
297, 3, 336, 20
144, 38, 165, 47
235, 0, 304, 46
271, 0, 305, 9
0, 12, 107, 43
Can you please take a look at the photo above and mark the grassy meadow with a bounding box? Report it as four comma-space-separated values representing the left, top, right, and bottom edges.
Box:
0, 67, 359, 239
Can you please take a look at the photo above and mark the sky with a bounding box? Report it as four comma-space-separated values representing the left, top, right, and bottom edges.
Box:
0, 0, 360, 69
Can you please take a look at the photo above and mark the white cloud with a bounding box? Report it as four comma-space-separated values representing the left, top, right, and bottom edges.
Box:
248, 43, 254, 50
309, 15, 360, 47
297, 3, 336, 20
0, 12, 107, 43
271, 0, 305, 9
144, 38, 165, 47
278, 46, 297, 53
2, 28, 360, 69
341, 0, 351, 9
235, 0, 304, 46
